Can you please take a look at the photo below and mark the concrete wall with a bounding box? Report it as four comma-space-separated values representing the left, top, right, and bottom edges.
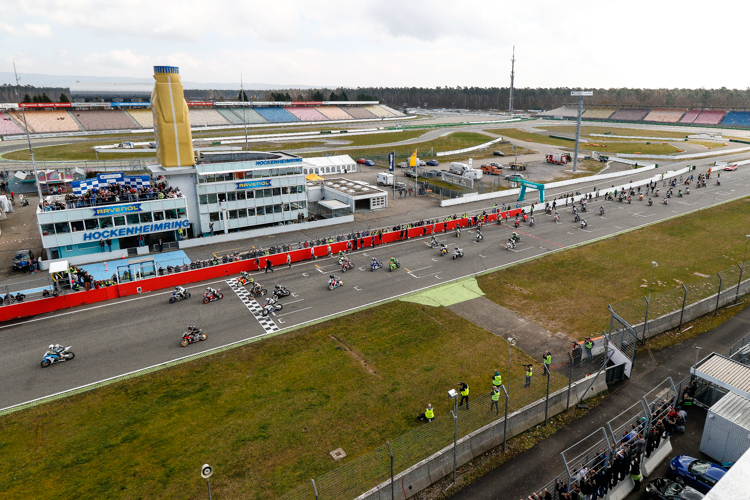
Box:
177, 215, 354, 249
355, 374, 608, 500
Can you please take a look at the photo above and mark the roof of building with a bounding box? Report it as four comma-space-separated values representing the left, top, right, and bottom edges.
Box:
692, 353, 750, 399
323, 177, 387, 198
709, 391, 750, 428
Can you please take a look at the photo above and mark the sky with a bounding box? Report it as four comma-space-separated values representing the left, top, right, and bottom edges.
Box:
1, 0, 748, 90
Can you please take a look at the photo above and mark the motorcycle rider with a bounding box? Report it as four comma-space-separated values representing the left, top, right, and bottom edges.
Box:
599, 206, 604, 216
476, 229, 483, 241
47, 343, 65, 360
430, 235, 439, 247
174, 285, 187, 297
511, 231, 519, 242
206, 286, 219, 299
389, 257, 399, 268
454, 246, 463, 257
440, 243, 448, 255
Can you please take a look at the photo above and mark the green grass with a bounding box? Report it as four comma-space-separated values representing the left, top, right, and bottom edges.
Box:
540, 125, 690, 139
0, 302, 541, 500
486, 128, 576, 148
586, 142, 679, 155
477, 197, 750, 338
2, 142, 157, 161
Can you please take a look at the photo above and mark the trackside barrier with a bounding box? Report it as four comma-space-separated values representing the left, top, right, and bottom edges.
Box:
0, 211, 525, 322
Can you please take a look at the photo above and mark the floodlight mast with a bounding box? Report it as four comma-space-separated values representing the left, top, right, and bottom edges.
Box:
571, 91, 593, 172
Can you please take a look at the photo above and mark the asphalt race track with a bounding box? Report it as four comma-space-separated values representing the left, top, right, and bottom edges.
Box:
2, 168, 749, 410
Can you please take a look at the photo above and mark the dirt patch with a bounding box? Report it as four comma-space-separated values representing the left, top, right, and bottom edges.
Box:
330, 334, 378, 376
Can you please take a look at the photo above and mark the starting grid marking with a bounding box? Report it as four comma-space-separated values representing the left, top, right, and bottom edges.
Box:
226, 279, 280, 334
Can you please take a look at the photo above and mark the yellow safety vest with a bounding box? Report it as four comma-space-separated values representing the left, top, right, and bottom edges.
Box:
491, 390, 500, 402
544, 355, 551, 365
526, 367, 533, 377
425, 407, 434, 419
585, 341, 593, 349
493, 374, 502, 386
460, 385, 469, 397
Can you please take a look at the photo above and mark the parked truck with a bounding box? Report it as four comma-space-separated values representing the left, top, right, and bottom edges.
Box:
449, 162, 483, 180
545, 153, 570, 165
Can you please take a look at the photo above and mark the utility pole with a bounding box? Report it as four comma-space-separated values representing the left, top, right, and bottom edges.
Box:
508, 46, 516, 116
240, 74, 249, 152
570, 90, 593, 173
12, 61, 43, 201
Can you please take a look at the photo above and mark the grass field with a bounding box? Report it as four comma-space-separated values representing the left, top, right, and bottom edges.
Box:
540, 125, 691, 139
2, 141, 157, 161
486, 128, 575, 148
586, 142, 679, 155
477, 196, 750, 338
0, 302, 542, 500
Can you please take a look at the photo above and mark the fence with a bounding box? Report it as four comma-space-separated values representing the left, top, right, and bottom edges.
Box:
0, 159, 151, 172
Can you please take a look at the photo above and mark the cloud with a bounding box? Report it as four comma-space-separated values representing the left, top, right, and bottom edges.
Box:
0, 22, 54, 38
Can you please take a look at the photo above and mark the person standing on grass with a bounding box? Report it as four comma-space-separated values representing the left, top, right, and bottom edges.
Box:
524, 364, 533, 387
543, 351, 552, 375
492, 370, 502, 387
490, 386, 500, 415
458, 381, 469, 409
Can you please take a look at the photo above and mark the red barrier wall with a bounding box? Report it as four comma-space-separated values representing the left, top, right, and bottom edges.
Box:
1, 213, 529, 322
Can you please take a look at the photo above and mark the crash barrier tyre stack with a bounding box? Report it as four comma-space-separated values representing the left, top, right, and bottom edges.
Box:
0, 209, 523, 323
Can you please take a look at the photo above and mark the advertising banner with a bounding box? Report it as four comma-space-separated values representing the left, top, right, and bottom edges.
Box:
82, 220, 190, 241
91, 203, 143, 217
97, 173, 124, 183
19, 103, 72, 108
388, 152, 395, 172
236, 180, 272, 190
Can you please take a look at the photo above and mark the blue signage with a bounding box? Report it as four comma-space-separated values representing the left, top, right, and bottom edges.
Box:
388, 152, 395, 172
92, 203, 143, 217
236, 180, 271, 190
255, 158, 303, 166
82, 220, 190, 241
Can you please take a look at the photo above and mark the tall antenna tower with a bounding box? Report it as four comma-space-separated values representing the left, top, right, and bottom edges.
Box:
12, 61, 43, 200
508, 46, 516, 115
240, 74, 249, 151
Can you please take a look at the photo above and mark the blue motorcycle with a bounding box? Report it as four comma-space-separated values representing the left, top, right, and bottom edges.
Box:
261, 299, 283, 317
41, 346, 74, 368
370, 259, 383, 272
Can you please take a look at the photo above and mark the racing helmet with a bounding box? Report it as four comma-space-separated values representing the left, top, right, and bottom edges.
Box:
49, 344, 54, 350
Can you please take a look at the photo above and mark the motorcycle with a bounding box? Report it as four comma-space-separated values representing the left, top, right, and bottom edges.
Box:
686, 188, 690, 195
249, 283, 267, 298
511, 233, 521, 243
328, 275, 344, 290
203, 288, 224, 304
272, 285, 291, 300
476, 231, 483, 242
506, 240, 516, 251
341, 260, 355, 273
599, 207, 605, 216
580, 219, 588, 229
370, 259, 383, 271
428, 237, 440, 248
261, 298, 283, 316
529, 216, 535, 227
627, 196, 631, 204
180, 326, 207, 347
237, 272, 252, 286
574, 213, 581, 223
389, 259, 401, 272
169, 287, 190, 304
639, 194, 643, 201
514, 219, 520, 228
678, 191, 683, 198
664, 198, 669, 205
337, 253, 348, 265
553, 213, 559, 223
41, 346, 74, 368
581, 204, 587, 212
439, 246, 448, 257
717, 179, 721, 186
452, 248, 464, 259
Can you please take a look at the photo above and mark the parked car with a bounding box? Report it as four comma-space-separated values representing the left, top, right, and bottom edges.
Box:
418, 160, 426, 166
425, 169, 442, 177
668, 456, 727, 494
645, 477, 704, 500
13, 249, 34, 271
481, 165, 502, 175
356, 158, 367, 164
397, 161, 408, 168
426, 160, 439, 166
504, 173, 525, 180
489, 162, 502, 167
724, 164, 737, 171
493, 150, 505, 156
364, 160, 375, 166
404, 169, 418, 178
394, 181, 406, 190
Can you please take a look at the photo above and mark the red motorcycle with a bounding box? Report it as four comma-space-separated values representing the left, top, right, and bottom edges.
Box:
180, 326, 207, 347
341, 260, 355, 273
203, 288, 224, 304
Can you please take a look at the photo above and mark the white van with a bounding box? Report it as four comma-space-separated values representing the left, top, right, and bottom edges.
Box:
450, 162, 469, 175
377, 173, 394, 186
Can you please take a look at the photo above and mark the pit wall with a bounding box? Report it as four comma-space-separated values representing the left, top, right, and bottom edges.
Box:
354, 374, 608, 500
0, 211, 522, 322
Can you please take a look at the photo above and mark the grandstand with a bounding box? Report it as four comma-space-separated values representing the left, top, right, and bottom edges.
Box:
286, 106, 328, 121
609, 108, 650, 121
72, 109, 139, 131
364, 105, 393, 118
0, 112, 25, 135
341, 106, 378, 119
315, 106, 353, 120
255, 107, 299, 123
721, 111, 750, 127
379, 104, 404, 117
188, 108, 231, 127
693, 110, 725, 125
127, 108, 154, 128
539, 106, 581, 118
8, 109, 80, 133
679, 110, 701, 124
582, 107, 616, 119
216, 107, 267, 125
644, 109, 686, 123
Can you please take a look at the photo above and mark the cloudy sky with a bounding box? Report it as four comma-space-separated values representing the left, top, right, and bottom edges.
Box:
1, 0, 747, 89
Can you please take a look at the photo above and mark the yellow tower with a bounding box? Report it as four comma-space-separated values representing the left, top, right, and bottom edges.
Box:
151, 66, 194, 168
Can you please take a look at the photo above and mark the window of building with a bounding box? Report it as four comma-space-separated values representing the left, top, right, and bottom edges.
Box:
177, 208, 187, 219
217, 193, 227, 203
256, 206, 265, 216
199, 194, 208, 205
41, 224, 55, 236
209, 212, 220, 222
235, 191, 245, 201
226, 192, 236, 202
273, 204, 282, 214
205, 174, 216, 183
165, 209, 177, 220
235, 171, 246, 180
85, 219, 99, 230
238, 208, 247, 218
153, 211, 165, 221
54, 222, 71, 234
263, 188, 273, 198
245, 190, 254, 199
198, 175, 207, 184
246, 207, 256, 217
207, 193, 218, 204
140, 212, 153, 223
272, 188, 281, 196
127, 214, 140, 225
299, 185, 305, 193
228, 210, 238, 219
99, 217, 114, 229
282, 186, 290, 195
114, 216, 126, 227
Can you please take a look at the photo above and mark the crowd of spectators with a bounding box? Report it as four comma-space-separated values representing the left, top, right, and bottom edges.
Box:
38, 177, 182, 211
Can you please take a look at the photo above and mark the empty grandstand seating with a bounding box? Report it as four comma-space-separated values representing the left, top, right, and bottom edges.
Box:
127, 109, 154, 128
679, 110, 701, 124
539, 106, 581, 117
287, 107, 329, 121
379, 105, 404, 117
254, 107, 299, 123
8, 109, 80, 133
341, 106, 378, 119
188, 108, 231, 127
216, 108, 267, 125
73, 109, 138, 131
0, 112, 25, 135
315, 106, 353, 120
644, 109, 686, 123
363, 105, 393, 118
692, 110, 725, 125
609, 108, 650, 121
582, 107, 616, 119
721, 111, 750, 127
